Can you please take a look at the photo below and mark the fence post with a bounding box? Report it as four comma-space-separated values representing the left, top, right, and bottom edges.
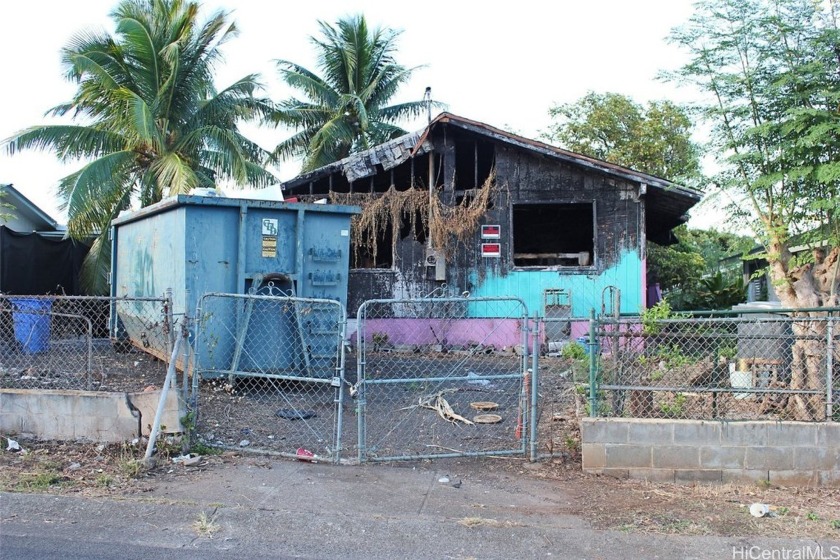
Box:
529, 314, 540, 462
589, 308, 598, 418
356, 303, 367, 463
828, 316, 834, 422
165, 288, 175, 388
333, 304, 347, 464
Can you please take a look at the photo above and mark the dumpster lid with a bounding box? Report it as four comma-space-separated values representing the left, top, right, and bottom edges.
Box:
112, 194, 360, 227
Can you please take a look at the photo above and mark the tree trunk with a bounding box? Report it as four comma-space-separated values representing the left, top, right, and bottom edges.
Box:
766, 244, 837, 421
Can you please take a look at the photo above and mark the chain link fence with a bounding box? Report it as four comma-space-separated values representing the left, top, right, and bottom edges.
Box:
1, 294, 174, 392
193, 291, 347, 461
533, 332, 591, 460
592, 312, 839, 422
355, 296, 532, 461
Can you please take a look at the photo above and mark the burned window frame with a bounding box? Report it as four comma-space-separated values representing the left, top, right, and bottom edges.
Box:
510, 201, 597, 270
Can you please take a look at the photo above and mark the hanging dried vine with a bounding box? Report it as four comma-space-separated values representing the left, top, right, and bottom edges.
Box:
299, 167, 497, 264
430, 170, 497, 258
329, 186, 429, 266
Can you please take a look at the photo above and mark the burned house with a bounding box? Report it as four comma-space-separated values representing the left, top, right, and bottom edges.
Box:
282, 113, 701, 328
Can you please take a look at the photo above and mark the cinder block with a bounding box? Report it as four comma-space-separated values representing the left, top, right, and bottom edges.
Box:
580, 418, 629, 444
817, 423, 840, 447
582, 443, 606, 469
629, 468, 675, 483
769, 470, 817, 487
653, 446, 700, 469
605, 444, 652, 468
767, 423, 818, 446
701, 446, 746, 469
720, 422, 768, 446
627, 420, 673, 444
673, 421, 721, 446
794, 447, 839, 470
745, 447, 794, 470
675, 469, 722, 484
601, 468, 629, 479
721, 469, 769, 485
818, 470, 840, 487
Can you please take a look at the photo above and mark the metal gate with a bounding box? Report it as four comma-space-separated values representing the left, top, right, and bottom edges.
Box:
355, 296, 532, 461
193, 291, 348, 462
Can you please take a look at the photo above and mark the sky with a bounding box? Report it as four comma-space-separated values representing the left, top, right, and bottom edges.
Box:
0, 0, 719, 227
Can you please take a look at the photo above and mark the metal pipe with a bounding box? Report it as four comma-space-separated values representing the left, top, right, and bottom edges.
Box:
165, 288, 175, 387
333, 304, 347, 464
182, 289, 192, 403
356, 302, 367, 463
598, 384, 823, 395
529, 314, 540, 462
589, 309, 598, 418
827, 318, 834, 421
144, 334, 184, 462
369, 449, 522, 462
366, 373, 522, 385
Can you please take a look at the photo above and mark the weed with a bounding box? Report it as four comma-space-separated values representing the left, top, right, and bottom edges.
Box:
456, 516, 521, 529
564, 436, 580, 452
190, 441, 221, 456
16, 471, 61, 491
194, 510, 220, 537
95, 474, 114, 488
119, 459, 144, 479
755, 479, 772, 490
659, 393, 688, 418
831, 519, 840, 530
641, 300, 673, 335
561, 341, 587, 361
372, 332, 389, 351
776, 506, 790, 516
806, 512, 820, 522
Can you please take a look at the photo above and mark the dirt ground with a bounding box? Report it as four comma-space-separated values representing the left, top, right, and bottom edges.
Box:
2, 436, 837, 541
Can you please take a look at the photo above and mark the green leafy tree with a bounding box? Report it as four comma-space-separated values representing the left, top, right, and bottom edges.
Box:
543, 92, 701, 186
3, 0, 275, 294
271, 15, 441, 172
0, 187, 14, 223
648, 226, 753, 310
668, 0, 840, 419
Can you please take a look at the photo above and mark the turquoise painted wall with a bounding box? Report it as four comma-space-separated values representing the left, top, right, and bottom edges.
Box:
469, 250, 643, 318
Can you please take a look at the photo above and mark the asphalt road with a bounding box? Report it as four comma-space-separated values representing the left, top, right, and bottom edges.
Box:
2, 459, 837, 559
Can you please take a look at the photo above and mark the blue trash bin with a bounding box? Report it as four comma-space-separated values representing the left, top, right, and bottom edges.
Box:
9, 298, 53, 354
577, 335, 598, 356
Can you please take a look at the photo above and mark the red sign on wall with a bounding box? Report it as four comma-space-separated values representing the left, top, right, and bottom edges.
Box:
481, 243, 501, 257
481, 225, 501, 239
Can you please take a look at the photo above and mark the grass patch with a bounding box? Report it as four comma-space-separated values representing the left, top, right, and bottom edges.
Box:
457, 516, 522, 529
190, 441, 222, 456
95, 474, 114, 488
119, 459, 144, 479
193, 510, 220, 537
15, 471, 62, 491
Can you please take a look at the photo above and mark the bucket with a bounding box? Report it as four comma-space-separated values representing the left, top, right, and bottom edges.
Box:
9, 297, 53, 354
728, 362, 752, 399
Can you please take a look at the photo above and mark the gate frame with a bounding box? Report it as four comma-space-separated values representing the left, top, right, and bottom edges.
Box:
355, 295, 532, 462
193, 292, 348, 463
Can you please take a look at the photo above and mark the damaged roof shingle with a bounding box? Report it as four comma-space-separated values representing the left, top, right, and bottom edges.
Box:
343, 132, 432, 182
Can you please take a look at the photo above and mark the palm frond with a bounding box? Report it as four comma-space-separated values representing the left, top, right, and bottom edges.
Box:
4, 125, 125, 161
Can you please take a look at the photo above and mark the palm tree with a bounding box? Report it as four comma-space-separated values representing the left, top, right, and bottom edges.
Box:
4, 0, 275, 294
272, 15, 439, 172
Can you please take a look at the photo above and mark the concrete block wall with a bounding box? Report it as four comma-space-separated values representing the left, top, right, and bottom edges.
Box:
0, 388, 185, 443
581, 418, 840, 487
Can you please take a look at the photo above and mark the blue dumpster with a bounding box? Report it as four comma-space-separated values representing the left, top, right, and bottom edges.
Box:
9, 297, 53, 354
111, 194, 359, 376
